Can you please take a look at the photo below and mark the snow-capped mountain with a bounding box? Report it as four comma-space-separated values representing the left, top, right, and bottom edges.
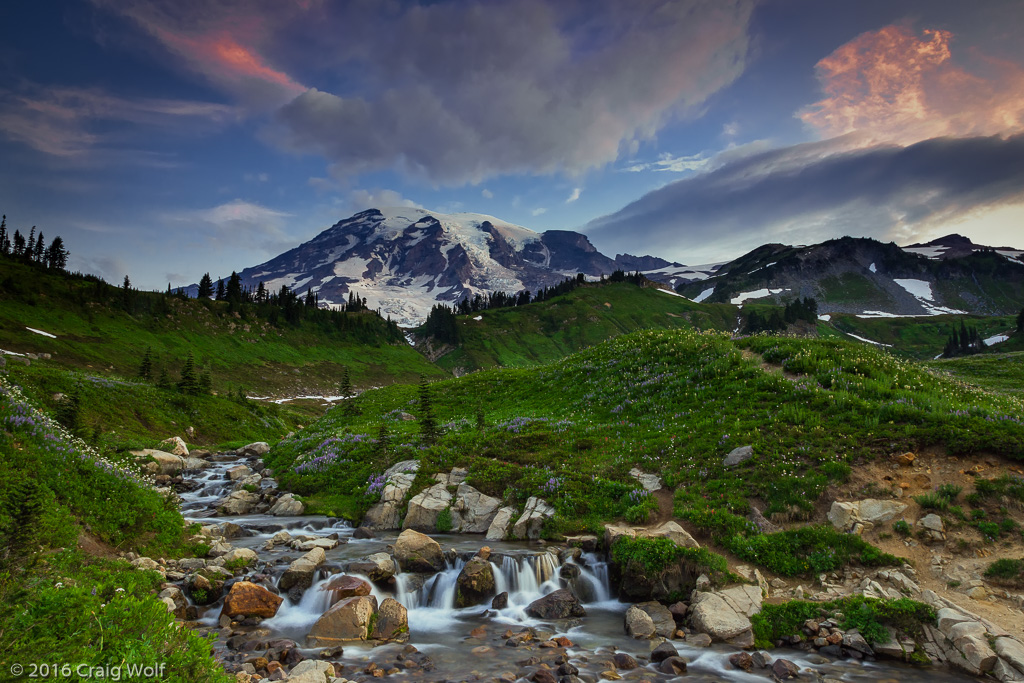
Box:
235, 207, 669, 326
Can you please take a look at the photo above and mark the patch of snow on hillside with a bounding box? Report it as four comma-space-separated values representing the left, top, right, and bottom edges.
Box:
903, 246, 947, 259
869, 263, 876, 273
892, 278, 968, 315
818, 314, 831, 321
26, 327, 56, 338
730, 288, 785, 305
473, 315, 483, 320
692, 287, 714, 303
996, 249, 1024, 263
656, 288, 685, 298
1, 349, 26, 356
984, 334, 1010, 346
845, 332, 892, 347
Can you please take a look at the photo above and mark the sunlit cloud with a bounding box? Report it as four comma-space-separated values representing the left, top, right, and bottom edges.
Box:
566, 188, 582, 203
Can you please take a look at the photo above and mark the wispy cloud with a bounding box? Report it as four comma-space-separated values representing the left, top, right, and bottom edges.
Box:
623, 152, 709, 173
566, 187, 582, 203
531, 207, 547, 216
161, 199, 295, 253
481, 188, 494, 199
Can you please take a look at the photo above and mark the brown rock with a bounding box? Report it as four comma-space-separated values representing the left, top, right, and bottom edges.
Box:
371, 597, 409, 642
894, 452, 915, 467
658, 657, 688, 675
321, 575, 372, 605
221, 581, 284, 619
771, 659, 800, 679
729, 652, 753, 671
307, 595, 378, 646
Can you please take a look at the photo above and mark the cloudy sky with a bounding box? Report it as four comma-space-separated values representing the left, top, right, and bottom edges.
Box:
2, 0, 1023, 287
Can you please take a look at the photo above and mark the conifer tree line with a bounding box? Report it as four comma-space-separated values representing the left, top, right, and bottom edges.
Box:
0, 215, 69, 270
137, 347, 212, 395
943, 320, 987, 357
743, 297, 819, 334
422, 270, 653, 342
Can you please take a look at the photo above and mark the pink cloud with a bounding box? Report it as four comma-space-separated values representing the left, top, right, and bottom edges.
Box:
800, 25, 1024, 145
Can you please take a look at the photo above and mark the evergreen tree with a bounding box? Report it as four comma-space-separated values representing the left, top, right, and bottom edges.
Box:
12, 229, 24, 257
1018, 306, 1024, 333
177, 352, 200, 395
374, 423, 390, 462
24, 227, 35, 263
121, 275, 133, 311
197, 273, 214, 299
418, 375, 438, 444
55, 384, 81, 433
339, 366, 357, 416
198, 369, 212, 395
32, 230, 45, 264
226, 271, 243, 308
0, 215, 7, 256
2, 477, 45, 569
215, 279, 226, 300
157, 367, 172, 390
256, 281, 267, 303
476, 405, 486, 430
44, 237, 67, 270
139, 347, 153, 380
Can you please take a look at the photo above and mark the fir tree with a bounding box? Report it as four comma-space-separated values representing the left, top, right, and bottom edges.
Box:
197, 273, 214, 299
45, 237, 67, 270
2, 477, 45, 569
339, 366, 358, 416
32, 230, 45, 264
24, 226, 35, 263
139, 347, 153, 380
216, 279, 225, 300
157, 367, 172, 390
0, 215, 7, 256
12, 229, 24, 257
256, 281, 267, 303
56, 384, 81, 433
374, 423, 390, 462
177, 352, 200, 395
121, 275, 133, 311
418, 375, 438, 444
198, 369, 212, 395
226, 271, 243, 308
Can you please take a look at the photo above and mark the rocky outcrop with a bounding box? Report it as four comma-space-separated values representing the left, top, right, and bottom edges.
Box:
159, 436, 189, 456
371, 597, 409, 642
451, 483, 501, 533
827, 499, 908, 532
347, 552, 397, 582
278, 547, 326, 594
362, 460, 419, 530
485, 506, 517, 541
628, 467, 662, 492
268, 493, 305, 516
393, 529, 445, 573
689, 586, 762, 648
455, 558, 496, 607
307, 595, 378, 646
221, 547, 258, 566
512, 497, 555, 540
402, 484, 453, 532
237, 441, 270, 457
604, 521, 699, 550
918, 513, 946, 542
133, 449, 209, 475
524, 589, 586, 619
221, 581, 283, 619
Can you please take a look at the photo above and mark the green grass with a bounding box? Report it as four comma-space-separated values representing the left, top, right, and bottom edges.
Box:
0, 258, 445, 401
266, 329, 1024, 574
418, 281, 739, 373
826, 314, 1018, 361
751, 595, 936, 650
925, 351, 1024, 396
819, 273, 893, 307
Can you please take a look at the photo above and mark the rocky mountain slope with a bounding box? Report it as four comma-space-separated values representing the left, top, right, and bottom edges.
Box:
671, 234, 1024, 317
234, 208, 671, 327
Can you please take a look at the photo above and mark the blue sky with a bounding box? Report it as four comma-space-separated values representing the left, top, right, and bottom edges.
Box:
2, 0, 1023, 288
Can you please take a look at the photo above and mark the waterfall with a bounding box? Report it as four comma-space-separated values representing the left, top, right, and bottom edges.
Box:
264, 572, 334, 631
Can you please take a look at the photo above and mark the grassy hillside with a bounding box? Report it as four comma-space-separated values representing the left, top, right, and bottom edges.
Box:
266, 330, 1024, 575
823, 313, 1018, 360
417, 281, 739, 373
0, 258, 445, 399
0, 374, 228, 681
925, 350, 1024, 397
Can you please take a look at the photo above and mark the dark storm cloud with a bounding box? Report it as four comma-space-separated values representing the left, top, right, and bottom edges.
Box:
585, 134, 1024, 260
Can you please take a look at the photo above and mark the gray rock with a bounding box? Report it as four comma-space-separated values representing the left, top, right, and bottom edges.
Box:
307, 595, 377, 646
452, 483, 501, 533
217, 490, 260, 515
624, 605, 656, 639
689, 591, 753, 643
858, 499, 908, 523
402, 484, 452, 532
919, 513, 944, 532
723, 445, 753, 467
363, 463, 419, 530
524, 589, 586, 619
512, 497, 555, 540
628, 467, 662, 492
347, 552, 397, 582
485, 506, 517, 541
269, 493, 305, 516
279, 547, 327, 592
237, 442, 270, 457
995, 637, 1024, 677
393, 529, 445, 573
635, 601, 676, 638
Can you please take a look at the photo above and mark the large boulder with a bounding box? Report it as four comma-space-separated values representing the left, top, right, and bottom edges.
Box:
133, 449, 208, 475
723, 445, 753, 466
455, 558, 496, 607
689, 591, 754, 646
186, 570, 225, 606
371, 597, 409, 641
485, 506, 517, 541
403, 484, 453, 531
237, 441, 270, 457
452, 484, 502, 533
624, 605, 656, 639
159, 436, 189, 456
307, 595, 378, 646
636, 601, 676, 638
628, 467, 663, 492
647, 521, 699, 549
362, 461, 420, 530
321, 575, 372, 605
512, 497, 555, 540
278, 547, 327, 592
347, 552, 397, 582
217, 490, 259, 515
222, 547, 258, 567
268, 493, 305, 516
524, 589, 586, 619
828, 499, 908, 531
394, 529, 446, 573
221, 581, 283, 619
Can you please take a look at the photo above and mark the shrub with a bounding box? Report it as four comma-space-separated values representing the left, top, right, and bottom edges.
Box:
937, 484, 962, 501
913, 492, 948, 511
435, 507, 453, 533
893, 520, 911, 536
984, 558, 1024, 586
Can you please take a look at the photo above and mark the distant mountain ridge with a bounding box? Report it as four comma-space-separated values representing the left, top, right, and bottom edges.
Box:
234, 207, 666, 326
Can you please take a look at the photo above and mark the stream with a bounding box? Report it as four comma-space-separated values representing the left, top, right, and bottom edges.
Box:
176, 452, 980, 682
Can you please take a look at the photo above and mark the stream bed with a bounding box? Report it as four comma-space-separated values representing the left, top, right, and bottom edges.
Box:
174, 453, 981, 682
